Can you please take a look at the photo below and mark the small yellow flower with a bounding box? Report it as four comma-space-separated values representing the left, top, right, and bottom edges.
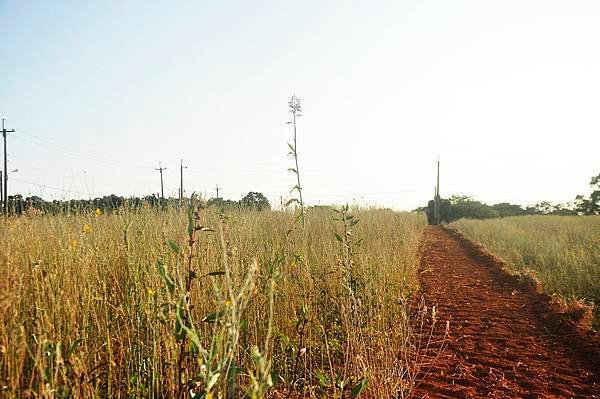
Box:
225, 300, 232, 307
95, 208, 102, 217
147, 288, 156, 296
83, 224, 92, 234
69, 239, 78, 249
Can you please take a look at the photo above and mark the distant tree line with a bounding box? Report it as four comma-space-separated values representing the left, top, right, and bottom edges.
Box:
419, 173, 600, 224
2, 191, 271, 215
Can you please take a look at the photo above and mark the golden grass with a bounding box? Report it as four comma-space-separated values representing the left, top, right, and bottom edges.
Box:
0, 205, 426, 398
450, 215, 600, 323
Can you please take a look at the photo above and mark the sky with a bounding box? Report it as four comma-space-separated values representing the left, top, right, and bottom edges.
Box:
1, 0, 599, 210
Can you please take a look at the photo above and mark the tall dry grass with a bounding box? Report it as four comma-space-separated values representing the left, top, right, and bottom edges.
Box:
0, 205, 426, 398
451, 215, 600, 322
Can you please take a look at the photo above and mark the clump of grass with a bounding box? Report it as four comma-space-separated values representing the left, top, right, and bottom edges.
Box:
564, 299, 594, 330
517, 270, 542, 292
0, 204, 426, 398
550, 296, 594, 330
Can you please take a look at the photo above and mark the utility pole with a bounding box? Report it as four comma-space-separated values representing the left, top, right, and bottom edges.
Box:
2, 119, 15, 216
156, 162, 167, 199
432, 187, 438, 225
214, 184, 220, 199
179, 159, 187, 202
435, 157, 441, 225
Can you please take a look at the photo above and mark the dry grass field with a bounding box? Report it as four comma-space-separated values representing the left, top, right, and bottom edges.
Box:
451, 216, 600, 324
0, 204, 427, 398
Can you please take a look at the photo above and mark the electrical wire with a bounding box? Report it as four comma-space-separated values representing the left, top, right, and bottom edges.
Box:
8, 131, 435, 201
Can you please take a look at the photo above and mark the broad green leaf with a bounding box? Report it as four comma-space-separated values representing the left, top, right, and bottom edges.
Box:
351, 378, 368, 398
334, 233, 343, 242
167, 240, 180, 255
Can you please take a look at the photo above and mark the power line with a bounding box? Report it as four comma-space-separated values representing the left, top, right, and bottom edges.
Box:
14, 133, 283, 173
7, 130, 435, 204
19, 130, 149, 168
13, 131, 152, 169
11, 176, 91, 196
14, 131, 436, 176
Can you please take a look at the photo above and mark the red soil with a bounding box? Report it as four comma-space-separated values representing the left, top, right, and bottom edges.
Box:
413, 226, 600, 398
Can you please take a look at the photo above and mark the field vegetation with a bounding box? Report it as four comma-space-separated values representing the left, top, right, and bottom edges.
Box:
450, 216, 600, 324
0, 204, 428, 398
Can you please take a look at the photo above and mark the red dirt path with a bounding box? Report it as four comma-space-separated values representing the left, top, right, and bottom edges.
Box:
413, 226, 600, 398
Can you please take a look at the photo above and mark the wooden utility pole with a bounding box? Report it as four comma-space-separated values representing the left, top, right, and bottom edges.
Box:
179, 159, 187, 201
433, 187, 438, 225
214, 184, 220, 199
2, 119, 15, 215
435, 157, 441, 225
156, 163, 167, 199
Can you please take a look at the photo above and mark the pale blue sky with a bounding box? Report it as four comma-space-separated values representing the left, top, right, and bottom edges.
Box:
1, 1, 599, 209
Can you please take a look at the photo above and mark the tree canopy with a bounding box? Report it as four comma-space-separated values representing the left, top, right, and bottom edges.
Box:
241, 192, 271, 211
575, 173, 600, 215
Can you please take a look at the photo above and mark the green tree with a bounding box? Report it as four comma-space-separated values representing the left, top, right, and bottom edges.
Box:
530, 201, 555, 215
423, 195, 497, 223
448, 195, 499, 220
588, 174, 600, 214
575, 173, 600, 215
491, 202, 526, 217
241, 192, 271, 211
